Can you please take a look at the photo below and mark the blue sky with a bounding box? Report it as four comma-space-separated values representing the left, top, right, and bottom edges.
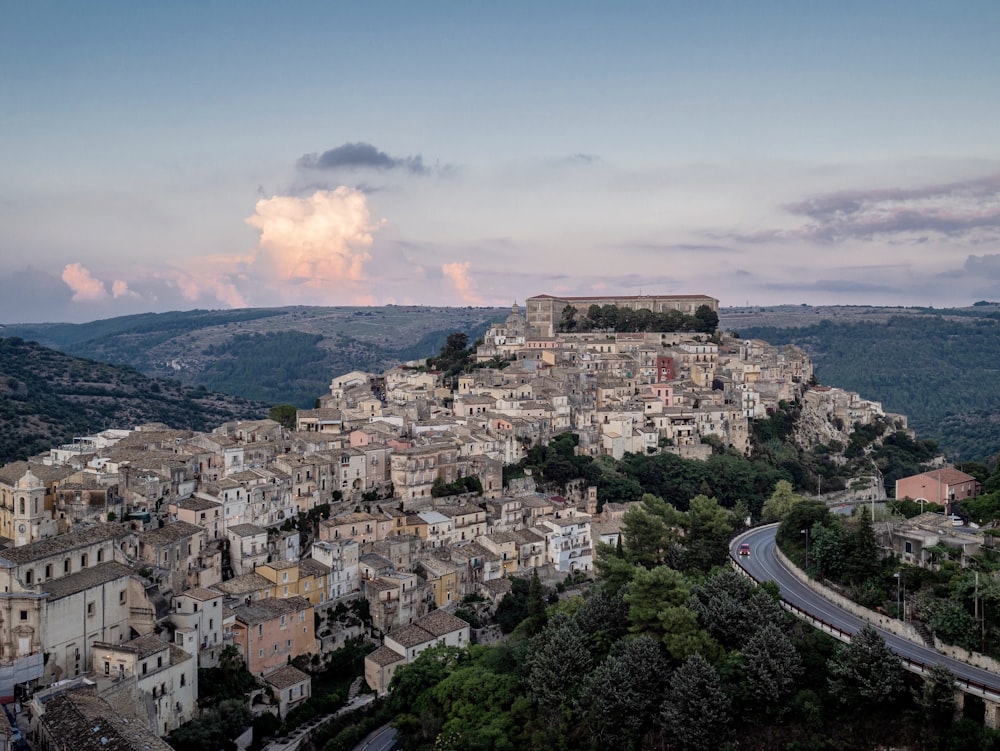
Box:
2, 1, 1000, 322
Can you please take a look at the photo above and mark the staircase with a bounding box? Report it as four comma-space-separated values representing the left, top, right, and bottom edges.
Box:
912, 620, 936, 648
348, 676, 365, 700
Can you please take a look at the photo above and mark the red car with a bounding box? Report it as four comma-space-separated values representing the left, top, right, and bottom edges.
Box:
738, 543, 751, 557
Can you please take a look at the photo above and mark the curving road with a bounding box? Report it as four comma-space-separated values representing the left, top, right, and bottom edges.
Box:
731, 524, 1000, 699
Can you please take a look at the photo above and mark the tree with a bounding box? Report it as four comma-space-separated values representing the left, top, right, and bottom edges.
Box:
809, 520, 848, 579
625, 565, 690, 638
526, 569, 548, 636
919, 663, 957, 741
689, 568, 784, 651
268, 403, 298, 430
741, 623, 803, 716
442, 332, 469, 356
389, 646, 464, 747
761, 479, 803, 522
659, 653, 731, 751
524, 614, 592, 714
575, 584, 631, 656
694, 304, 719, 334
621, 494, 683, 569
827, 624, 905, 709
929, 600, 978, 651
682, 495, 734, 571
579, 636, 669, 750
559, 305, 578, 332
431, 659, 523, 751
845, 514, 881, 585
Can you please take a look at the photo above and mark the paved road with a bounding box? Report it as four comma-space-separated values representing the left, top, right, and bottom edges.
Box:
731, 525, 1000, 699
355, 723, 398, 751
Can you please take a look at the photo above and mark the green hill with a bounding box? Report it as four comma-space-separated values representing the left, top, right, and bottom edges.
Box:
0, 337, 266, 464
0, 305, 504, 408
732, 306, 1000, 462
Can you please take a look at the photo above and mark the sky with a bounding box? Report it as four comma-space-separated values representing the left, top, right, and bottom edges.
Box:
2, 1, 1000, 323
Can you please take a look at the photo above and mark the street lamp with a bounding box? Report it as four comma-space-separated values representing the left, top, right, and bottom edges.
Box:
894, 571, 901, 619
801, 528, 809, 571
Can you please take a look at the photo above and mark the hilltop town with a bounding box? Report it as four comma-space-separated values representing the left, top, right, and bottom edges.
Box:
0, 294, 901, 745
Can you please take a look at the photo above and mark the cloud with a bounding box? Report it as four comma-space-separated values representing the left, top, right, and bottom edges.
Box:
758, 279, 902, 295
246, 187, 378, 293
626, 241, 737, 255
0, 268, 73, 323
165, 271, 248, 308
111, 279, 138, 299
61, 263, 109, 302
442, 261, 483, 305
734, 173, 1000, 244
963, 254, 1000, 280
297, 142, 428, 175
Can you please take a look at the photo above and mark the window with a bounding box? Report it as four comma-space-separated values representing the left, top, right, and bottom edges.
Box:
142, 662, 148, 675
259, 649, 264, 658
87, 602, 95, 617
44, 564, 52, 579
120, 590, 127, 605
19, 610, 27, 621
64, 559, 70, 573
180, 673, 186, 687
97, 549, 104, 563
25, 570, 33, 585
157, 656, 163, 668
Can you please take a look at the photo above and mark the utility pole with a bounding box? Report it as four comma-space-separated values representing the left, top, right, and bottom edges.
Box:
895, 571, 901, 619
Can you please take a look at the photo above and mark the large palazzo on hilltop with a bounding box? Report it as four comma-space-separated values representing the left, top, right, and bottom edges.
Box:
525, 293, 720, 338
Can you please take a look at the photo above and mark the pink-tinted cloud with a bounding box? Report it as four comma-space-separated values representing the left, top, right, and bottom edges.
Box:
246, 188, 377, 291
442, 261, 483, 304
61, 263, 109, 302
165, 270, 248, 308
111, 279, 138, 299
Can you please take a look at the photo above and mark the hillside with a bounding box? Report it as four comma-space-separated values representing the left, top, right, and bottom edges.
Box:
0, 305, 505, 408
0, 337, 266, 464
726, 303, 1000, 462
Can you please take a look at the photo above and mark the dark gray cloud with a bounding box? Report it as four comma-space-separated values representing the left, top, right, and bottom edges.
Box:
297, 142, 428, 175
731, 173, 1000, 244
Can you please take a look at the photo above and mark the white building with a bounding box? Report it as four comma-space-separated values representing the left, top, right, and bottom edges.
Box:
537, 514, 593, 573
171, 587, 225, 667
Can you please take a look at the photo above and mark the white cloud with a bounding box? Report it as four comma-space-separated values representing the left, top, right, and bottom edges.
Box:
246, 188, 378, 293
61, 263, 109, 302
442, 261, 483, 305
